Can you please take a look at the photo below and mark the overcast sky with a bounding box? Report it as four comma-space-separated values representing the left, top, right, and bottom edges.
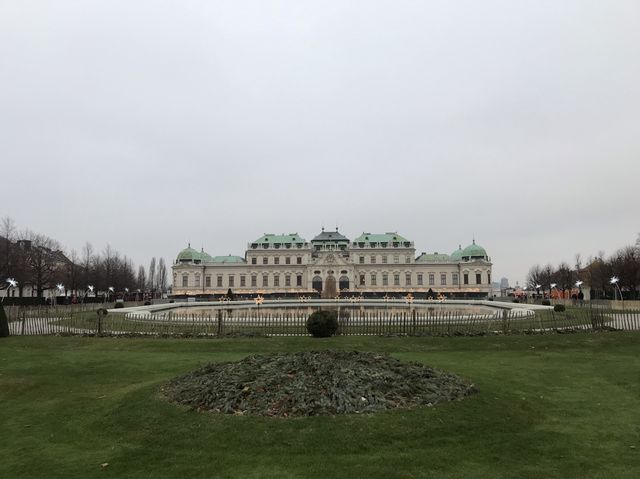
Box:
1, 1, 639, 286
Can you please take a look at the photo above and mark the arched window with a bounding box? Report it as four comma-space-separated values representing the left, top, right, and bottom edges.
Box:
339, 276, 350, 291
312, 276, 323, 293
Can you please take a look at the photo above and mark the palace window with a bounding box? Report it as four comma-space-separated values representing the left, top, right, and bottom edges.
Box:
205, 276, 211, 287
274, 257, 280, 265
263, 257, 268, 265
195, 275, 200, 287
359, 256, 365, 264
440, 273, 446, 285
217, 275, 223, 287
464, 273, 469, 285
405, 273, 411, 285
417, 273, 423, 285
360, 274, 366, 286
297, 257, 302, 264
394, 274, 400, 286
182, 275, 188, 287
476, 273, 482, 284
428, 273, 435, 286
262, 274, 268, 287
229, 275, 235, 287
405, 256, 411, 264
285, 256, 291, 265
487, 273, 491, 284
371, 274, 377, 286
285, 275, 291, 287
394, 255, 399, 264
370, 255, 376, 264
274, 275, 280, 287
453, 273, 459, 285
251, 275, 257, 287
382, 256, 387, 264
240, 275, 246, 287
296, 275, 302, 287
382, 273, 388, 286
251, 257, 257, 265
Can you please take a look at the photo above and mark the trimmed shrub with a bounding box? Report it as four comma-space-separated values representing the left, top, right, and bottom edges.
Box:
306, 310, 339, 338
512, 299, 520, 303
554, 304, 566, 312
144, 301, 151, 306
541, 299, 551, 306
114, 302, 124, 309
0, 304, 10, 337
96, 308, 108, 316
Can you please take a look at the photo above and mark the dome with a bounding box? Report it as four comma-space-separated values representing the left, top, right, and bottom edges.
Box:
450, 245, 464, 261
461, 240, 488, 260
177, 246, 201, 263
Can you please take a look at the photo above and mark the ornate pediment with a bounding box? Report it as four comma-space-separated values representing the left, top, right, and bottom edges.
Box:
312, 252, 350, 267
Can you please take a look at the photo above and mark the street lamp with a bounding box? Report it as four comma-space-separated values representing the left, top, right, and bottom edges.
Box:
610, 276, 623, 303
55, 283, 65, 305
105, 286, 114, 303
2, 278, 18, 304
550, 283, 557, 300
535, 284, 541, 299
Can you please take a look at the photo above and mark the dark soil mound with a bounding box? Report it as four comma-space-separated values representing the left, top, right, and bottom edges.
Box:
162, 350, 476, 417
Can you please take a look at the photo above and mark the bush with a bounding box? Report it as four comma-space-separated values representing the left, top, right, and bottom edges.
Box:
306, 310, 339, 338
144, 301, 151, 306
114, 302, 124, 309
541, 300, 551, 306
512, 299, 520, 303
96, 308, 108, 316
554, 304, 566, 312
0, 304, 9, 338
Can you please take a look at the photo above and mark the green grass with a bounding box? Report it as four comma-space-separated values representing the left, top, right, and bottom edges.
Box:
1, 333, 639, 478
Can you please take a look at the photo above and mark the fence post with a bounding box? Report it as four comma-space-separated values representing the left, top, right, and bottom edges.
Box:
21, 309, 26, 336
412, 309, 416, 336
217, 309, 223, 337
96, 309, 104, 335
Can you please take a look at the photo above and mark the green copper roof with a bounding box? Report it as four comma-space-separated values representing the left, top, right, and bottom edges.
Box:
462, 241, 488, 259
353, 232, 410, 244
450, 245, 464, 261
416, 252, 451, 263
252, 233, 307, 244
177, 246, 201, 262
211, 255, 246, 264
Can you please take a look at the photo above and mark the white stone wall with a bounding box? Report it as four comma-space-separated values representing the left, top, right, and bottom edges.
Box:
172, 249, 492, 296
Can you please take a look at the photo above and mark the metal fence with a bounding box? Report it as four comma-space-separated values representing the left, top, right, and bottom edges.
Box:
5, 305, 640, 337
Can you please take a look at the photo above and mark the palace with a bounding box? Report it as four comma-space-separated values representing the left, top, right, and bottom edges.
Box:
171, 229, 492, 298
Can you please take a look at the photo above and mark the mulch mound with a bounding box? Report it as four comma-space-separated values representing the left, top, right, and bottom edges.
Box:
162, 350, 476, 417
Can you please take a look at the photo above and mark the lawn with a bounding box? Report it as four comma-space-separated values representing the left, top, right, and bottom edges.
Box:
1, 333, 639, 478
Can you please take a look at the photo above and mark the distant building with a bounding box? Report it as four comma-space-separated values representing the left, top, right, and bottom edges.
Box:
171, 229, 493, 299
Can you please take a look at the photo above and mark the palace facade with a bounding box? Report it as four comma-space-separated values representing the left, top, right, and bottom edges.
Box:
171, 229, 492, 298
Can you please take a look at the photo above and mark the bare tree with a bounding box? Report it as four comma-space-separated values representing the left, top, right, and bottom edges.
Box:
21, 230, 63, 297
148, 257, 156, 294
81, 242, 93, 289
137, 265, 146, 292
157, 257, 167, 294
0, 216, 16, 280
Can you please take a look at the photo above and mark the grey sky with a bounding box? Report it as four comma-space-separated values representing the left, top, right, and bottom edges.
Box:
1, 0, 639, 285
